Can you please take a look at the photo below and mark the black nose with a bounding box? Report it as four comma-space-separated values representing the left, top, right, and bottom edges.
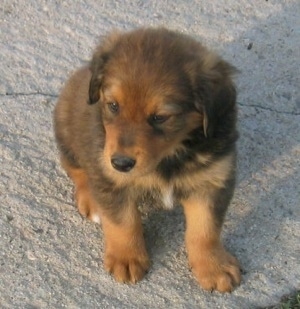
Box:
111, 155, 136, 172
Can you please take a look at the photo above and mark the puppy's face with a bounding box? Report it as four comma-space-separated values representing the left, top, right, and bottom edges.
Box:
88, 29, 236, 182
99, 69, 202, 181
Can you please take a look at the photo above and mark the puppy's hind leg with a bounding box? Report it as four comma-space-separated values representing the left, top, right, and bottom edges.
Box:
61, 158, 101, 224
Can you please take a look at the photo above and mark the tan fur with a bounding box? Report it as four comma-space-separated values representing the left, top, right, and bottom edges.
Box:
102, 206, 150, 283
54, 28, 241, 292
61, 158, 102, 222
182, 195, 241, 293
63, 159, 150, 282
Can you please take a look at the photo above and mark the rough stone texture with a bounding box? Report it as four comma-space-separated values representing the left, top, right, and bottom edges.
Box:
0, 0, 299, 308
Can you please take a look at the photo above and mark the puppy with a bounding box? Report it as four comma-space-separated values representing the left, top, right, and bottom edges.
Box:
54, 27, 241, 293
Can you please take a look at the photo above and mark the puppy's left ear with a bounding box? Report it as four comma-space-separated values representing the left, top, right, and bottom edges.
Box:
194, 57, 237, 138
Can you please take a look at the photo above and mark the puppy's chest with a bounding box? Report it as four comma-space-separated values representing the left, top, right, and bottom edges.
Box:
138, 183, 182, 210
160, 185, 175, 209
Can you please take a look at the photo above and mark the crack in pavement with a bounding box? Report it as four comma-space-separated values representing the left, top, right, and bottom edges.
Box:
238, 102, 300, 116
1, 92, 58, 98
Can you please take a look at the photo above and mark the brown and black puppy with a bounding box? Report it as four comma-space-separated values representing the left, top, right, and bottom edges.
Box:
54, 27, 241, 293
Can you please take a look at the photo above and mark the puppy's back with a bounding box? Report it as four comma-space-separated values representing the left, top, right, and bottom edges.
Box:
54, 67, 93, 167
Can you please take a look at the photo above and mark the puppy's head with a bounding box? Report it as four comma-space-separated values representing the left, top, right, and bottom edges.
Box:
88, 28, 237, 182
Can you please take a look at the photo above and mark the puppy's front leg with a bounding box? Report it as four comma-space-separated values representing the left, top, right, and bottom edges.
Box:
102, 205, 150, 284
182, 194, 241, 293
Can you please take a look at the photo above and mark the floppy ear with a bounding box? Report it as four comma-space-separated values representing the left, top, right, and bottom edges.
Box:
88, 31, 122, 104
88, 53, 108, 104
194, 58, 237, 138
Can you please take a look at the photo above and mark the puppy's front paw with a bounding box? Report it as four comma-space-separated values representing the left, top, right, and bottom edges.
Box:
104, 250, 150, 283
189, 247, 241, 293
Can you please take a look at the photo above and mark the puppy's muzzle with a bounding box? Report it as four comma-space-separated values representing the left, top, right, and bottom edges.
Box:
111, 154, 136, 172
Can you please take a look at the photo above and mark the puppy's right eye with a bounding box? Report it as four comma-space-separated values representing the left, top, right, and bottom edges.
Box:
107, 101, 119, 114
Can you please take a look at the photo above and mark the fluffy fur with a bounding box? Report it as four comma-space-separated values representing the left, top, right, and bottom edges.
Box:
54, 28, 241, 292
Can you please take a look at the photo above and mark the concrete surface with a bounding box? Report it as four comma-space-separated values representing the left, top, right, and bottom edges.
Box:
0, 0, 299, 308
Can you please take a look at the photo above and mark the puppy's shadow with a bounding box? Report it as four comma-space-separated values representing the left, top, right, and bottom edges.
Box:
141, 203, 186, 262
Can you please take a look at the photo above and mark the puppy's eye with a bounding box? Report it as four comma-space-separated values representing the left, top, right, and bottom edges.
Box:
107, 101, 119, 114
148, 114, 170, 125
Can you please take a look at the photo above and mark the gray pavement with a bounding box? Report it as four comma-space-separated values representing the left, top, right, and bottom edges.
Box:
0, 0, 299, 308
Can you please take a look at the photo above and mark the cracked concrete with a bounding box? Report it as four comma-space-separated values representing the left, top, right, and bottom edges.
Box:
1, 93, 58, 98
237, 102, 300, 116
0, 0, 299, 308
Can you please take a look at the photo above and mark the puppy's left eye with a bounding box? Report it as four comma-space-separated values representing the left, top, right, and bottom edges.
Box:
148, 114, 170, 125
107, 101, 119, 114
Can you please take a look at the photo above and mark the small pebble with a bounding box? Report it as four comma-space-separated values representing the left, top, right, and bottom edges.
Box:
27, 251, 37, 261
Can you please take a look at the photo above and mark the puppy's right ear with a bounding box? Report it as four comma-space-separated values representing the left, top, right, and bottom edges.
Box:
88, 54, 108, 105
88, 31, 122, 104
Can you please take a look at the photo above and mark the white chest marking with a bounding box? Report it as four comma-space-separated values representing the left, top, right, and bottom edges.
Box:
90, 213, 101, 224
162, 186, 174, 209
